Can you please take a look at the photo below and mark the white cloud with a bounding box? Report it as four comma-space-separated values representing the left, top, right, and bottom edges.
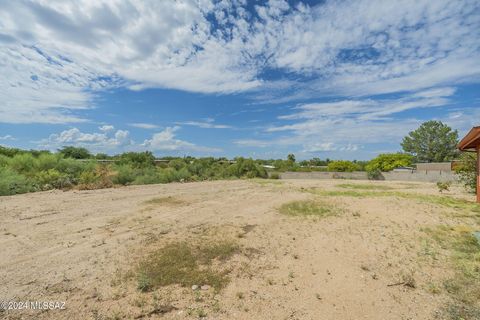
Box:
176, 118, 232, 129
39, 127, 133, 152
233, 139, 271, 148
99, 125, 114, 132
128, 123, 159, 129
142, 126, 221, 153
0, 135, 15, 141
0, 0, 478, 123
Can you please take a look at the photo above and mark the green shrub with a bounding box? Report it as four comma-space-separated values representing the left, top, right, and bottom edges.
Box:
34, 169, 72, 190
118, 151, 155, 168
36, 153, 61, 171
112, 164, 137, 185
327, 160, 359, 172
58, 146, 92, 159
455, 153, 477, 193
365, 153, 413, 172
269, 172, 280, 179
9, 153, 37, 176
0, 168, 34, 196
228, 158, 267, 178
366, 168, 383, 180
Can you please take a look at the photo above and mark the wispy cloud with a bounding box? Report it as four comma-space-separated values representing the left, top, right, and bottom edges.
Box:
176, 118, 232, 129
0, 0, 478, 124
0, 135, 15, 141
128, 123, 159, 129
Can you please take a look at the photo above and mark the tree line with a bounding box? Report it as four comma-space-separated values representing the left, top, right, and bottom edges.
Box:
0, 120, 476, 196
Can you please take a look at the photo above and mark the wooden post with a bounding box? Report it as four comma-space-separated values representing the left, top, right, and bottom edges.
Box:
477, 146, 480, 203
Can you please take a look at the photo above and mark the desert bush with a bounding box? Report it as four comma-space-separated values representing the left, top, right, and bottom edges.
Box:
36, 153, 61, 171
327, 160, 359, 172
118, 151, 155, 168
437, 181, 452, 193
77, 164, 113, 190
0, 167, 34, 195
228, 158, 267, 178
34, 169, 73, 190
9, 153, 37, 176
112, 164, 137, 185
269, 172, 280, 179
58, 146, 92, 159
168, 158, 187, 170
367, 168, 384, 180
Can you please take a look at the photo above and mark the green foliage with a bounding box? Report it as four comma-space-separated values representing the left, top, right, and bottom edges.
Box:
287, 154, 296, 163
366, 169, 383, 180
34, 169, 72, 190
455, 152, 477, 193
0, 167, 34, 195
401, 121, 459, 162
118, 151, 155, 168
58, 146, 92, 159
228, 157, 267, 178
437, 181, 452, 193
279, 200, 336, 217
9, 153, 37, 176
112, 164, 137, 185
365, 153, 413, 172
135, 241, 238, 291
327, 160, 359, 172
269, 172, 280, 179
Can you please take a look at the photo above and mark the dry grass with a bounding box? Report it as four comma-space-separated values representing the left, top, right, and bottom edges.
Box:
279, 200, 337, 217
423, 225, 480, 319
135, 240, 239, 292
143, 196, 186, 206
336, 183, 393, 191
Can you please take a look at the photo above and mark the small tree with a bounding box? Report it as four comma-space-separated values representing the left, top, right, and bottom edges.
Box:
59, 146, 92, 159
327, 160, 359, 172
365, 153, 413, 172
401, 121, 459, 162
287, 154, 296, 163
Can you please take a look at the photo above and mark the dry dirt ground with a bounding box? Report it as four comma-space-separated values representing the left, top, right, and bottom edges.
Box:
0, 179, 478, 319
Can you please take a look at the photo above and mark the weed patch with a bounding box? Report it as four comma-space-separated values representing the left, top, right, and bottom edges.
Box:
143, 196, 186, 206
336, 183, 393, 191
279, 200, 337, 217
424, 225, 480, 319
135, 240, 239, 292
309, 188, 480, 216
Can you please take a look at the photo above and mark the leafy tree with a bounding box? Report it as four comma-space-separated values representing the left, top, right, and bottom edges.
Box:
58, 146, 92, 159
365, 153, 413, 172
287, 154, 296, 163
327, 160, 359, 172
401, 121, 459, 162
455, 152, 477, 193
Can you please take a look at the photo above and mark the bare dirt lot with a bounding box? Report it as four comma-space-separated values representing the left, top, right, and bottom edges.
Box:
1, 179, 479, 319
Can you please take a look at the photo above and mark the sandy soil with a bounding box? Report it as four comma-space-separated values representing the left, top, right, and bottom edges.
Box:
0, 179, 474, 319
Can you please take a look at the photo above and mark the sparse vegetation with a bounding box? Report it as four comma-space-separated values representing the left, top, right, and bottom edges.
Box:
135, 240, 239, 292
437, 181, 452, 193
279, 200, 337, 217
0, 146, 271, 196
336, 183, 393, 191
143, 196, 185, 206
424, 225, 480, 319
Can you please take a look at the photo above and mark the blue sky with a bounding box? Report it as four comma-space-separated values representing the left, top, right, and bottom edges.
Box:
0, 0, 479, 160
